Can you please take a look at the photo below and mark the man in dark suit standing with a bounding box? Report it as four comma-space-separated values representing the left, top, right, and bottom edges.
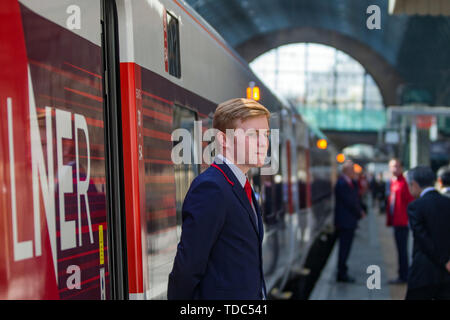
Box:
405, 166, 450, 300
168, 98, 270, 300
334, 160, 365, 282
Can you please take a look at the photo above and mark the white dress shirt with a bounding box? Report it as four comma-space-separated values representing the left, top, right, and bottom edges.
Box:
215, 154, 247, 188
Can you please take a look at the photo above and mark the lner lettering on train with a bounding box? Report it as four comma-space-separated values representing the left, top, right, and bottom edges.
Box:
5, 69, 94, 277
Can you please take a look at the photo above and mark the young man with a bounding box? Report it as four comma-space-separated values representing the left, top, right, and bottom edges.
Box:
386, 158, 414, 284
168, 98, 270, 300
405, 166, 450, 299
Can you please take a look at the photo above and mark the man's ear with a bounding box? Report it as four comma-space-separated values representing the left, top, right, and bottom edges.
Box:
216, 130, 226, 149
412, 180, 421, 195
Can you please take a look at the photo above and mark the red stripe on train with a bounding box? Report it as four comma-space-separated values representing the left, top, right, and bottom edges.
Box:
39, 94, 103, 113
29, 59, 101, 91
120, 62, 144, 295
64, 87, 103, 102
0, 0, 59, 299
142, 107, 173, 124
63, 61, 102, 80
36, 107, 104, 128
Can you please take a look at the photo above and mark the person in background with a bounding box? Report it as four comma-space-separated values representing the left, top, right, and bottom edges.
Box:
405, 166, 450, 300
356, 167, 368, 214
383, 176, 391, 215
437, 165, 450, 197
376, 173, 387, 213
369, 173, 378, 199
386, 158, 414, 284
334, 160, 365, 283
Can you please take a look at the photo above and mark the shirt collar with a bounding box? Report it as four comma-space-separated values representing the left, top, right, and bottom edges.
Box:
342, 174, 352, 185
392, 174, 404, 182
420, 186, 435, 198
215, 154, 247, 188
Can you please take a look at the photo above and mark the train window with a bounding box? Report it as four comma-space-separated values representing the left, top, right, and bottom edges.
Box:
200, 116, 214, 172
273, 144, 285, 219
172, 105, 199, 237
166, 11, 181, 78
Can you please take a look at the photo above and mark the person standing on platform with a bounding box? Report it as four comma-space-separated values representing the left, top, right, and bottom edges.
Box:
386, 158, 414, 284
376, 173, 387, 213
334, 160, 365, 283
405, 166, 450, 300
168, 98, 270, 300
437, 165, 450, 197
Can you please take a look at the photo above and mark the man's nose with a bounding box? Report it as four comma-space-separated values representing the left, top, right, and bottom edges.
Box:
257, 134, 268, 149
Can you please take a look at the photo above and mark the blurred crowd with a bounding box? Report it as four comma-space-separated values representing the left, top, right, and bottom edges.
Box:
334, 158, 450, 300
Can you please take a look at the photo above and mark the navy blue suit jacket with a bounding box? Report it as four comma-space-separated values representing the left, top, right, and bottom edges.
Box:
407, 190, 450, 289
167, 162, 267, 300
334, 175, 362, 229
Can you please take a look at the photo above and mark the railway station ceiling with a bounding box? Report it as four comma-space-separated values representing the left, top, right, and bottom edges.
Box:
185, 0, 450, 106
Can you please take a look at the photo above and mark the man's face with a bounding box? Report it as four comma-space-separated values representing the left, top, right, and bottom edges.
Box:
389, 160, 402, 177
231, 115, 270, 168
342, 161, 355, 179
437, 177, 444, 190
407, 180, 421, 198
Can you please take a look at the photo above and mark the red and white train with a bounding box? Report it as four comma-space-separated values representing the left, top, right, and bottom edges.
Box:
0, 0, 337, 299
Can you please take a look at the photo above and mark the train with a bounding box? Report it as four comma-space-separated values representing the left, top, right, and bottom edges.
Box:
0, 0, 337, 299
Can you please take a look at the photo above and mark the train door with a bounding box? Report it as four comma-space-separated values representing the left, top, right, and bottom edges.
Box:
0, 0, 125, 299
294, 118, 312, 269
115, 0, 197, 300
277, 108, 299, 290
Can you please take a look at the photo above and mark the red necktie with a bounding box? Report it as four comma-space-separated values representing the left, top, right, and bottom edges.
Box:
245, 179, 259, 233
244, 179, 253, 207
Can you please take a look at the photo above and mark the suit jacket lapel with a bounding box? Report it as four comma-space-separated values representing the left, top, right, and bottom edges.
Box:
213, 162, 260, 237
232, 186, 260, 236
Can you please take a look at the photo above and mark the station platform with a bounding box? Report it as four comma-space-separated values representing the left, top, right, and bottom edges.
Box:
309, 197, 409, 300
